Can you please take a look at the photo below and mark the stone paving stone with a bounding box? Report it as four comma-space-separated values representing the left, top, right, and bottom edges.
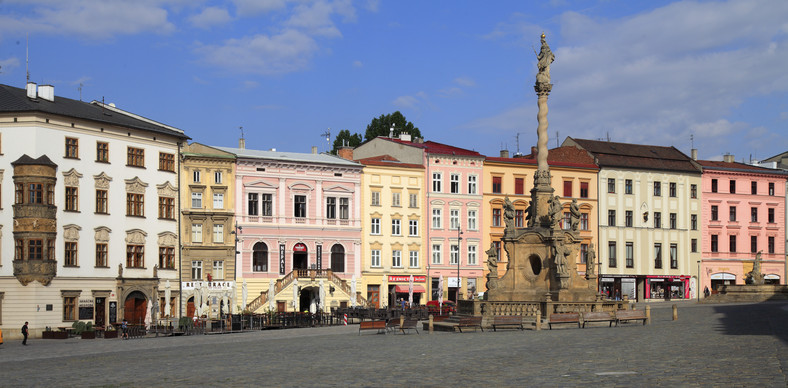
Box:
0, 301, 786, 387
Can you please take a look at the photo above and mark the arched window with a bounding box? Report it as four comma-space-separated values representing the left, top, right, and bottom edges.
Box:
253, 242, 268, 272
330, 244, 345, 273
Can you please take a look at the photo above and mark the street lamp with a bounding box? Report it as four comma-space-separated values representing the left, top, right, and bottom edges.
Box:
697, 260, 701, 302
230, 222, 242, 311
456, 226, 462, 303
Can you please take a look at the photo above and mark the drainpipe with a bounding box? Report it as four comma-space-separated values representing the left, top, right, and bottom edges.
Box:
177, 142, 183, 321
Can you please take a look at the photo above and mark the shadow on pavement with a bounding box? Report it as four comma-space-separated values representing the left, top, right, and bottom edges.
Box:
713, 301, 788, 345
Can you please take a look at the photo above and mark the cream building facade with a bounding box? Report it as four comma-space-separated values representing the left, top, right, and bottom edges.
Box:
564, 138, 702, 301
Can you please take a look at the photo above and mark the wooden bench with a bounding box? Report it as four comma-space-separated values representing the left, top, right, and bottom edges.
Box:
615, 310, 647, 326
386, 320, 400, 333
399, 319, 419, 335
581, 312, 615, 328
358, 320, 387, 335
492, 315, 524, 331
548, 313, 581, 329
456, 316, 483, 333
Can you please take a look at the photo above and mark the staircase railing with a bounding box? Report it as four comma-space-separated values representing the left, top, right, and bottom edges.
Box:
245, 269, 368, 312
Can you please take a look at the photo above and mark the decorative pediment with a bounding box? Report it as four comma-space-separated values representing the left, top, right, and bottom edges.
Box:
430, 199, 445, 206
288, 181, 314, 191
244, 179, 279, 189
63, 224, 82, 242
323, 184, 354, 194
158, 231, 177, 247
125, 177, 148, 194
94, 226, 112, 243
125, 229, 147, 244
448, 200, 463, 207
62, 168, 83, 186
157, 181, 177, 197
466, 201, 481, 207
94, 172, 113, 189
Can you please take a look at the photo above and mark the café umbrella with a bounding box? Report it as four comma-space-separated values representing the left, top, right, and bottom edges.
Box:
144, 298, 152, 329
164, 280, 171, 318
351, 275, 357, 308
242, 280, 248, 310
380, 276, 387, 308
408, 275, 414, 307
269, 279, 276, 311
438, 275, 444, 314
292, 278, 299, 311
319, 279, 326, 312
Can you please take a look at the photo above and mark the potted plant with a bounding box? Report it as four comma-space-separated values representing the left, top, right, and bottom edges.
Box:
81, 322, 96, 339
104, 324, 118, 339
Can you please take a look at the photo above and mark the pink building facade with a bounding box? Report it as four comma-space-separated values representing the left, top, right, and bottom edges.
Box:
218, 146, 363, 312
699, 160, 788, 293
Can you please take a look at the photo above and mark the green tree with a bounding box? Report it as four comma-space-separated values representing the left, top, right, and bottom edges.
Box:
331, 129, 363, 155
364, 111, 421, 141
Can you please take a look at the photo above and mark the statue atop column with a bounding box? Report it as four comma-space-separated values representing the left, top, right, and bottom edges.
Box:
534, 33, 554, 178
536, 33, 555, 85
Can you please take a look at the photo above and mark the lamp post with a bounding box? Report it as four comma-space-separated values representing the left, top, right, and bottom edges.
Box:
697, 260, 701, 302
231, 222, 242, 310
456, 226, 462, 303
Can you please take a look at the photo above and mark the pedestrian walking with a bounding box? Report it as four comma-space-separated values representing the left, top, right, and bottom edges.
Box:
121, 319, 129, 339
22, 321, 29, 345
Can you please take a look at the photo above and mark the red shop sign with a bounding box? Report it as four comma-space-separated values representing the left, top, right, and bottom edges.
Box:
388, 275, 426, 283
293, 243, 308, 252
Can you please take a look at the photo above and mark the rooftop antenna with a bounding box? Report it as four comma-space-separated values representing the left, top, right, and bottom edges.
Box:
26, 33, 30, 82
690, 134, 694, 149
240, 126, 245, 139
78, 83, 83, 101
321, 128, 331, 152
555, 131, 559, 147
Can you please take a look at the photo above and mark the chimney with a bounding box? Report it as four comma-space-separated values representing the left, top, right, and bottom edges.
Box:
389, 125, 395, 138
38, 84, 54, 102
691, 149, 697, 160
500, 150, 509, 158
338, 146, 354, 161
399, 131, 412, 142
413, 137, 423, 144
26, 82, 37, 99
311, 146, 318, 155
723, 153, 735, 163
238, 137, 245, 149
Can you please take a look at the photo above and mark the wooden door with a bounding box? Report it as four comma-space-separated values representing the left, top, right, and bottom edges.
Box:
277, 301, 286, 312
367, 285, 379, 308
95, 298, 106, 327
186, 298, 195, 318
124, 294, 147, 324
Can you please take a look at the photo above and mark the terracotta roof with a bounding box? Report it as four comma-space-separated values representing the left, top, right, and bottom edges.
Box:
697, 160, 788, 176
381, 137, 483, 157
510, 146, 598, 168
356, 154, 424, 169
11, 154, 57, 167
566, 137, 700, 173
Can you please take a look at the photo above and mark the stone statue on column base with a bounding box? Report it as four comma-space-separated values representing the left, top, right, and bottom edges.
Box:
586, 243, 596, 277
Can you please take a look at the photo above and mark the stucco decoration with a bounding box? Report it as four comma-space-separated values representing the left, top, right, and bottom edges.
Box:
63, 224, 82, 242
62, 168, 83, 187
244, 179, 278, 189
125, 177, 148, 194
94, 226, 111, 242
158, 231, 177, 247
125, 229, 147, 244
288, 181, 314, 191
94, 172, 113, 189
323, 184, 353, 193
157, 181, 177, 197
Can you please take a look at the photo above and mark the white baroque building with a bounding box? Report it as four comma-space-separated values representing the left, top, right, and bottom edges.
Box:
0, 83, 189, 338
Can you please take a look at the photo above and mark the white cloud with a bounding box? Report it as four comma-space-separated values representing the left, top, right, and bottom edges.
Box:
0, 0, 176, 39
0, 57, 20, 73
353, 60, 363, 68
474, 0, 788, 156
195, 29, 317, 75
453, 76, 475, 87
232, 0, 287, 16
393, 91, 428, 110
189, 6, 232, 29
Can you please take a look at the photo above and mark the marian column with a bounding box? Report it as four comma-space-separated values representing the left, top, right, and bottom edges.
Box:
532, 33, 556, 225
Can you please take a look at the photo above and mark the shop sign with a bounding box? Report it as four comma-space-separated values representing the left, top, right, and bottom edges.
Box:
601, 278, 614, 282
316, 244, 322, 270
79, 298, 94, 308
293, 243, 307, 252
388, 275, 426, 283
109, 301, 117, 323
448, 277, 461, 287
649, 278, 664, 282
279, 244, 286, 275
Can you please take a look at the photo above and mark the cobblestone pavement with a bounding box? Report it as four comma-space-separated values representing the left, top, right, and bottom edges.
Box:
2, 300, 787, 387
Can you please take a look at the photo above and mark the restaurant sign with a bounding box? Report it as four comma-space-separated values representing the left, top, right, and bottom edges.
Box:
388, 275, 426, 283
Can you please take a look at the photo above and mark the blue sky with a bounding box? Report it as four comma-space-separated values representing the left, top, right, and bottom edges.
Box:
0, 0, 786, 162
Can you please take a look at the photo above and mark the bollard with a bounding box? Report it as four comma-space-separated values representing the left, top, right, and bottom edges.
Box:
400, 315, 404, 328
343, 313, 347, 326
672, 304, 678, 321
535, 307, 542, 331
429, 314, 434, 334
645, 305, 651, 325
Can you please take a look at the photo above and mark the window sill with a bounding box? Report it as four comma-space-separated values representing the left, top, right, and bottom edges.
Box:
64, 210, 80, 213
158, 169, 176, 173
94, 212, 109, 215
158, 217, 176, 221
63, 265, 79, 268
126, 165, 146, 169
126, 215, 146, 218
95, 160, 110, 164
64, 156, 80, 160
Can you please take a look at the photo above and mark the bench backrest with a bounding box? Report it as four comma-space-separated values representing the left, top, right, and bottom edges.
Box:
615, 310, 646, 319
459, 316, 482, 325
360, 321, 386, 329
550, 312, 580, 322
401, 320, 418, 328
494, 315, 522, 323
583, 312, 613, 320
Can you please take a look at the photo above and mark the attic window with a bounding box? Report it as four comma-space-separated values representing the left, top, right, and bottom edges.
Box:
46, 118, 49, 123
453, 161, 457, 165
435, 159, 440, 163
71, 123, 75, 127
256, 167, 265, 172
14, 118, 17, 122
334, 173, 342, 177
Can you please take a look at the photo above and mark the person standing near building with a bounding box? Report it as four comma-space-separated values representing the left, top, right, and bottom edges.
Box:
22, 322, 29, 345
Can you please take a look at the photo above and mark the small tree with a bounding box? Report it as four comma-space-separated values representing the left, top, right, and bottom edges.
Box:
364, 111, 421, 141
331, 129, 363, 155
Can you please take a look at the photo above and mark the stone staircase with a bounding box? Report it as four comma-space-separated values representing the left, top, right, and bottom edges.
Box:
245, 269, 367, 313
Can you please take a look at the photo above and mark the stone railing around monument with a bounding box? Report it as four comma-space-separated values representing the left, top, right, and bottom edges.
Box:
459, 299, 631, 323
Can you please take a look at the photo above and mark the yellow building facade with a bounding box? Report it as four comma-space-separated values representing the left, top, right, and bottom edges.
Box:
179, 142, 237, 318
357, 156, 425, 308
482, 148, 599, 292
